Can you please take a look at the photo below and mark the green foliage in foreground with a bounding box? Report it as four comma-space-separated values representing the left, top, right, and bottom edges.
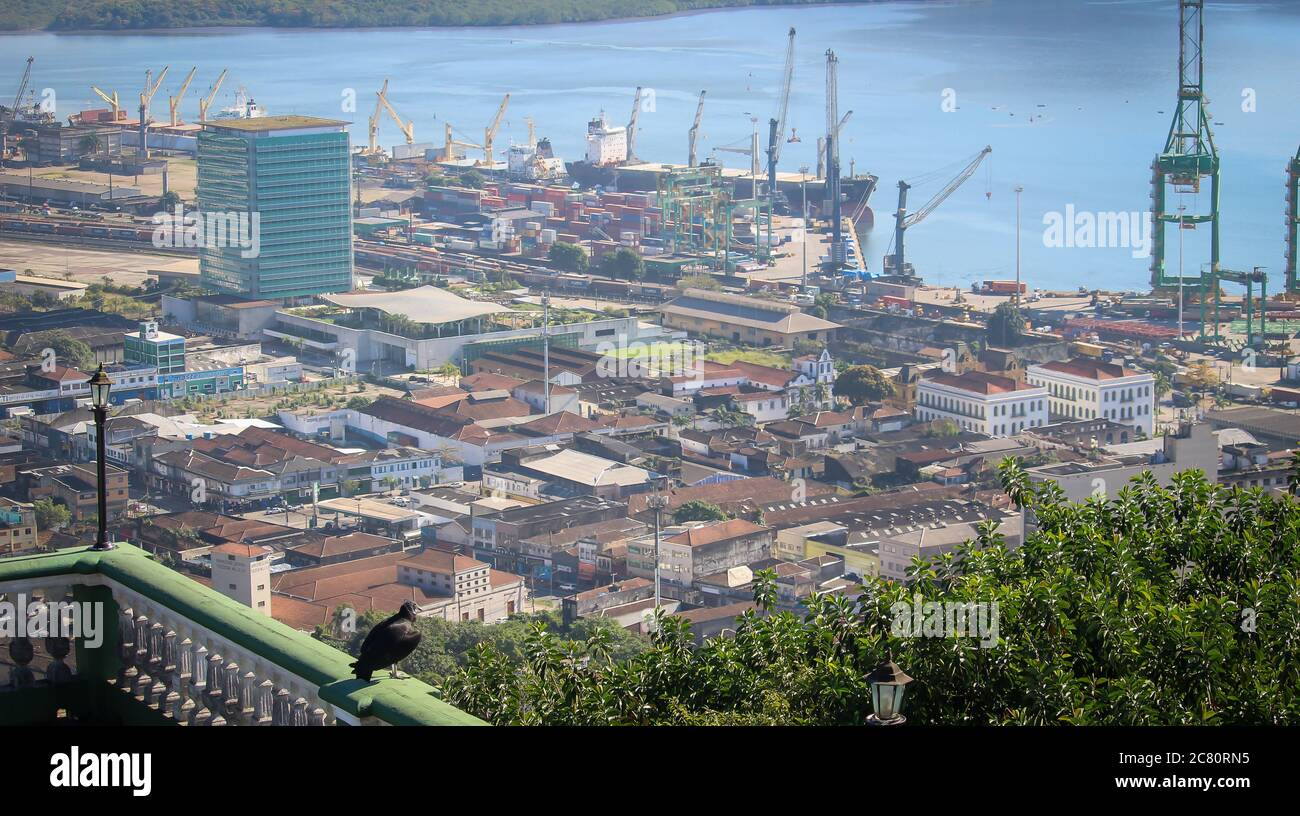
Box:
442, 465, 1300, 725
3, 0, 856, 31
316, 609, 647, 687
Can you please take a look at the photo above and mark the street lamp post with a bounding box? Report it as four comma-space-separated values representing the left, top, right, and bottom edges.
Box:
645, 493, 669, 616
866, 659, 913, 725
88, 364, 114, 551
800, 165, 810, 290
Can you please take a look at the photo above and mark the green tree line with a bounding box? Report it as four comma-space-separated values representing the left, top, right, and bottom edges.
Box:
3, 0, 864, 31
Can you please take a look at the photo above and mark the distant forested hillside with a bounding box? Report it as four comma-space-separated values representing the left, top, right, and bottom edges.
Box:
1, 0, 866, 31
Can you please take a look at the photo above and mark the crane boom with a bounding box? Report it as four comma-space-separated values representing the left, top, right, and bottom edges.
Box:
91, 85, 120, 121
481, 93, 510, 166
766, 27, 795, 198
627, 86, 642, 163
8, 57, 34, 121
378, 83, 415, 144
168, 66, 197, 126
688, 90, 706, 167
890, 145, 992, 276
138, 66, 169, 159
198, 69, 227, 121
366, 79, 387, 155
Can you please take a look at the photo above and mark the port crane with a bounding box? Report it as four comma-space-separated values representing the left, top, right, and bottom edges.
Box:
138, 66, 170, 159
90, 85, 122, 122
197, 69, 227, 121
824, 49, 853, 268
4, 57, 34, 126
713, 116, 762, 180
378, 82, 416, 145
167, 67, 197, 126
1149, 0, 1265, 347
687, 90, 706, 168
362, 79, 395, 157
481, 94, 510, 166
765, 27, 796, 206
886, 146, 992, 278
626, 86, 643, 163
1286, 143, 1300, 297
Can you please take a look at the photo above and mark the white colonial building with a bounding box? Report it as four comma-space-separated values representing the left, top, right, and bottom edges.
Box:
915, 370, 1048, 437
1026, 358, 1155, 437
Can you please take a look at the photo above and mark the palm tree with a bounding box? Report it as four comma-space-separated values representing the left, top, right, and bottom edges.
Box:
709, 407, 753, 429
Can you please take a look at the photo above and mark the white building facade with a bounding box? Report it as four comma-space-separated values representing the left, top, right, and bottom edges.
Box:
1026, 358, 1155, 437
915, 371, 1048, 437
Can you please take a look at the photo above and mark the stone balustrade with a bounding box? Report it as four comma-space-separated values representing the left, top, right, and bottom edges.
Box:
0, 544, 483, 726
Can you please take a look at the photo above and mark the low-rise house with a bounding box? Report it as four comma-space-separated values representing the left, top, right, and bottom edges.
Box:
0, 498, 39, 557
627, 518, 774, 592
23, 462, 129, 523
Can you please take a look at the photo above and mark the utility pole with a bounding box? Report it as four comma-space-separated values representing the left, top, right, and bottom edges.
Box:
1013, 185, 1024, 309
646, 493, 669, 617
1177, 201, 1186, 341
800, 165, 809, 289
542, 291, 551, 414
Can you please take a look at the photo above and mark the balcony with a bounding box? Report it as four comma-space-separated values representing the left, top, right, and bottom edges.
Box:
0, 543, 482, 726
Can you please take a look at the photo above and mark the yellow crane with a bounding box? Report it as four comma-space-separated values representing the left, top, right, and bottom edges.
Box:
439, 122, 480, 162
378, 81, 415, 145
138, 66, 169, 158
364, 78, 387, 156
168, 66, 196, 126
90, 85, 121, 121
480, 93, 509, 167
197, 69, 227, 121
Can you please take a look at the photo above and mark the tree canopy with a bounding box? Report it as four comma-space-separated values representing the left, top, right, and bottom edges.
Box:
673, 500, 730, 524
987, 302, 1026, 347
442, 464, 1300, 725
832, 364, 894, 405
549, 242, 589, 273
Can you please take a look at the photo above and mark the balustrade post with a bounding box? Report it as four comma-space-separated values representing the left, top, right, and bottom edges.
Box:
273, 688, 291, 726
223, 661, 240, 721
309, 707, 327, 726
238, 671, 256, 725
44, 634, 73, 684
205, 653, 224, 714
116, 607, 136, 692
6, 637, 35, 689
177, 638, 194, 698
291, 696, 309, 726
148, 622, 164, 676
255, 680, 274, 726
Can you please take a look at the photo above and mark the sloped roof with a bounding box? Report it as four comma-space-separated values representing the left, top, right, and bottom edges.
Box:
321, 285, 513, 325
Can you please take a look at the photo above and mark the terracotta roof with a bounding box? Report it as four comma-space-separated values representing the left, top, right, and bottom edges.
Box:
515, 411, 602, 436
461, 372, 528, 392
666, 518, 770, 548
398, 548, 486, 575
1032, 357, 1140, 380
287, 532, 397, 560
674, 601, 759, 624
920, 369, 1040, 395
210, 543, 272, 558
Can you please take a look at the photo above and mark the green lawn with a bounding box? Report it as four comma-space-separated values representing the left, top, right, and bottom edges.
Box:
704, 348, 791, 368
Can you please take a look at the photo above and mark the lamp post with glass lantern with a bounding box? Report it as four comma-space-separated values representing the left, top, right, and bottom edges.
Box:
88, 364, 114, 551
866, 659, 913, 725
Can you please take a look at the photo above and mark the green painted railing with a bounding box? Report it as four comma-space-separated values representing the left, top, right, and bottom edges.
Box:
0, 544, 483, 726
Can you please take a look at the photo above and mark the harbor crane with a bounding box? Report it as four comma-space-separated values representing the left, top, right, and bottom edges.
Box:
5, 57, 34, 125
138, 66, 170, 159
197, 69, 227, 121
1286, 143, 1300, 297
886, 145, 992, 277
362, 79, 392, 157
626, 86, 643, 163
713, 116, 762, 180
481, 93, 510, 166
91, 86, 121, 122
687, 90, 706, 168
443, 123, 480, 161
167, 67, 197, 126
378, 81, 415, 145
824, 49, 851, 268
766, 27, 796, 206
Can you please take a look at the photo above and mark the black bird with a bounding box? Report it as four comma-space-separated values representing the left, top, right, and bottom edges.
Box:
350, 601, 422, 681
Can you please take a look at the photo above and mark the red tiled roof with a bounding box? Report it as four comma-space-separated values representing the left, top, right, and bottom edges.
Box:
1034, 357, 1138, 380
666, 518, 770, 548
921, 369, 1038, 395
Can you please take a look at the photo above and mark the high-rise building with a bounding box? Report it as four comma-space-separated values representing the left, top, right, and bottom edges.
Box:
197, 115, 353, 301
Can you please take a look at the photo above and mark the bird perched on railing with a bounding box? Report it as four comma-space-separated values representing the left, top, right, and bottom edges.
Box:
350, 600, 422, 682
